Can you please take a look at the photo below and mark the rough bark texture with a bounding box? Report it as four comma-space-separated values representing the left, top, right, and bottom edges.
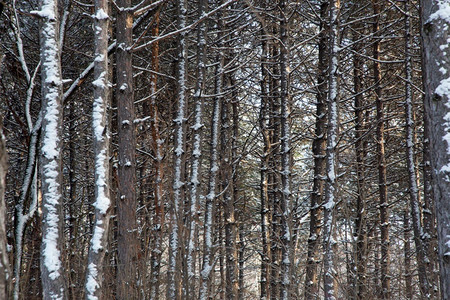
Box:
0, 118, 10, 300
322, 0, 339, 298
85, 0, 110, 298
304, 2, 328, 299
372, 1, 390, 298
259, 29, 271, 300
404, 2, 430, 297
37, 0, 67, 297
421, 0, 450, 298
278, 0, 292, 298
116, 0, 139, 296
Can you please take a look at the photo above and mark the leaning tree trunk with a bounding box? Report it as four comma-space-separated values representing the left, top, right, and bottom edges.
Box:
322, 0, 340, 299
34, 0, 67, 297
85, 0, 111, 298
116, 0, 139, 296
420, 0, 450, 298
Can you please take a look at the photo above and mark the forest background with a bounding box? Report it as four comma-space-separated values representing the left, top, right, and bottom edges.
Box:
0, 0, 449, 299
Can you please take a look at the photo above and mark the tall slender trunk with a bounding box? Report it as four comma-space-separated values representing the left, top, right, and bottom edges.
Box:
186, 0, 206, 296
259, 29, 271, 300
35, 0, 67, 296
419, 1, 439, 297
221, 91, 239, 300
199, 60, 222, 300
0, 118, 10, 300
373, 2, 390, 298
278, 0, 291, 298
148, 11, 164, 300
322, 0, 340, 299
420, 0, 450, 297
116, 0, 139, 296
352, 15, 367, 300
403, 212, 413, 300
168, 1, 187, 299
304, 2, 328, 299
404, 2, 430, 296
85, 1, 111, 298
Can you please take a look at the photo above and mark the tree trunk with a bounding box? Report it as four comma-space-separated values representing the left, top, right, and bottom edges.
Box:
403, 213, 413, 300
36, 0, 67, 296
259, 28, 271, 300
200, 60, 222, 300
322, 0, 340, 298
148, 11, 164, 300
168, 1, 187, 299
372, 1, 390, 298
116, 0, 139, 296
304, 2, 328, 299
278, 0, 292, 298
85, 1, 111, 298
0, 118, 10, 300
404, 2, 431, 297
420, 0, 450, 298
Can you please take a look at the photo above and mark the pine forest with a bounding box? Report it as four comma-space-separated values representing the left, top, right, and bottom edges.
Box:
0, 0, 450, 299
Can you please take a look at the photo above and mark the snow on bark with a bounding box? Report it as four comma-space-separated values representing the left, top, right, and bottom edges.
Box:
0, 118, 10, 300
85, 0, 110, 299
35, 0, 66, 297
187, 0, 206, 295
200, 59, 222, 300
403, 2, 431, 297
421, 0, 450, 297
322, 0, 340, 299
168, 1, 187, 298
279, 0, 292, 298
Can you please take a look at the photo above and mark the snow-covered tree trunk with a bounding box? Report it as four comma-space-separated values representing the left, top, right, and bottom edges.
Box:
200, 50, 222, 300
34, 0, 67, 297
322, 0, 340, 298
186, 0, 206, 297
421, 0, 450, 298
305, 2, 328, 299
85, 1, 110, 299
168, 1, 187, 298
0, 119, 10, 300
403, 213, 413, 300
403, 2, 431, 297
278, 0, 292, 298
372, 1, 390, 298
259, 28, 271, 300
116, 0, 139, 296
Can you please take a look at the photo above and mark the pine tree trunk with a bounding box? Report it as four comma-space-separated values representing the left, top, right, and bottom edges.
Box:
404, 2, 431, 296
372, 2, 390, 298
305, 2, 328, 299
278, 0, 292, 297
0, 118, 10, 300
322, 0, 340, 298
116, 0, 139, 296
168, 1, 187, 299
420, 0, 450, 298
36, 0, 67, 296
85, 1, 111, 298
259, 29, 271, 300
352, 12, 368, 300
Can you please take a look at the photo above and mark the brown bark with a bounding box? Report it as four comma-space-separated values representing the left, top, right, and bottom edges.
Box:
116, 0, 139, 296
304, 2, 328, 299
372, 1, 390, 298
